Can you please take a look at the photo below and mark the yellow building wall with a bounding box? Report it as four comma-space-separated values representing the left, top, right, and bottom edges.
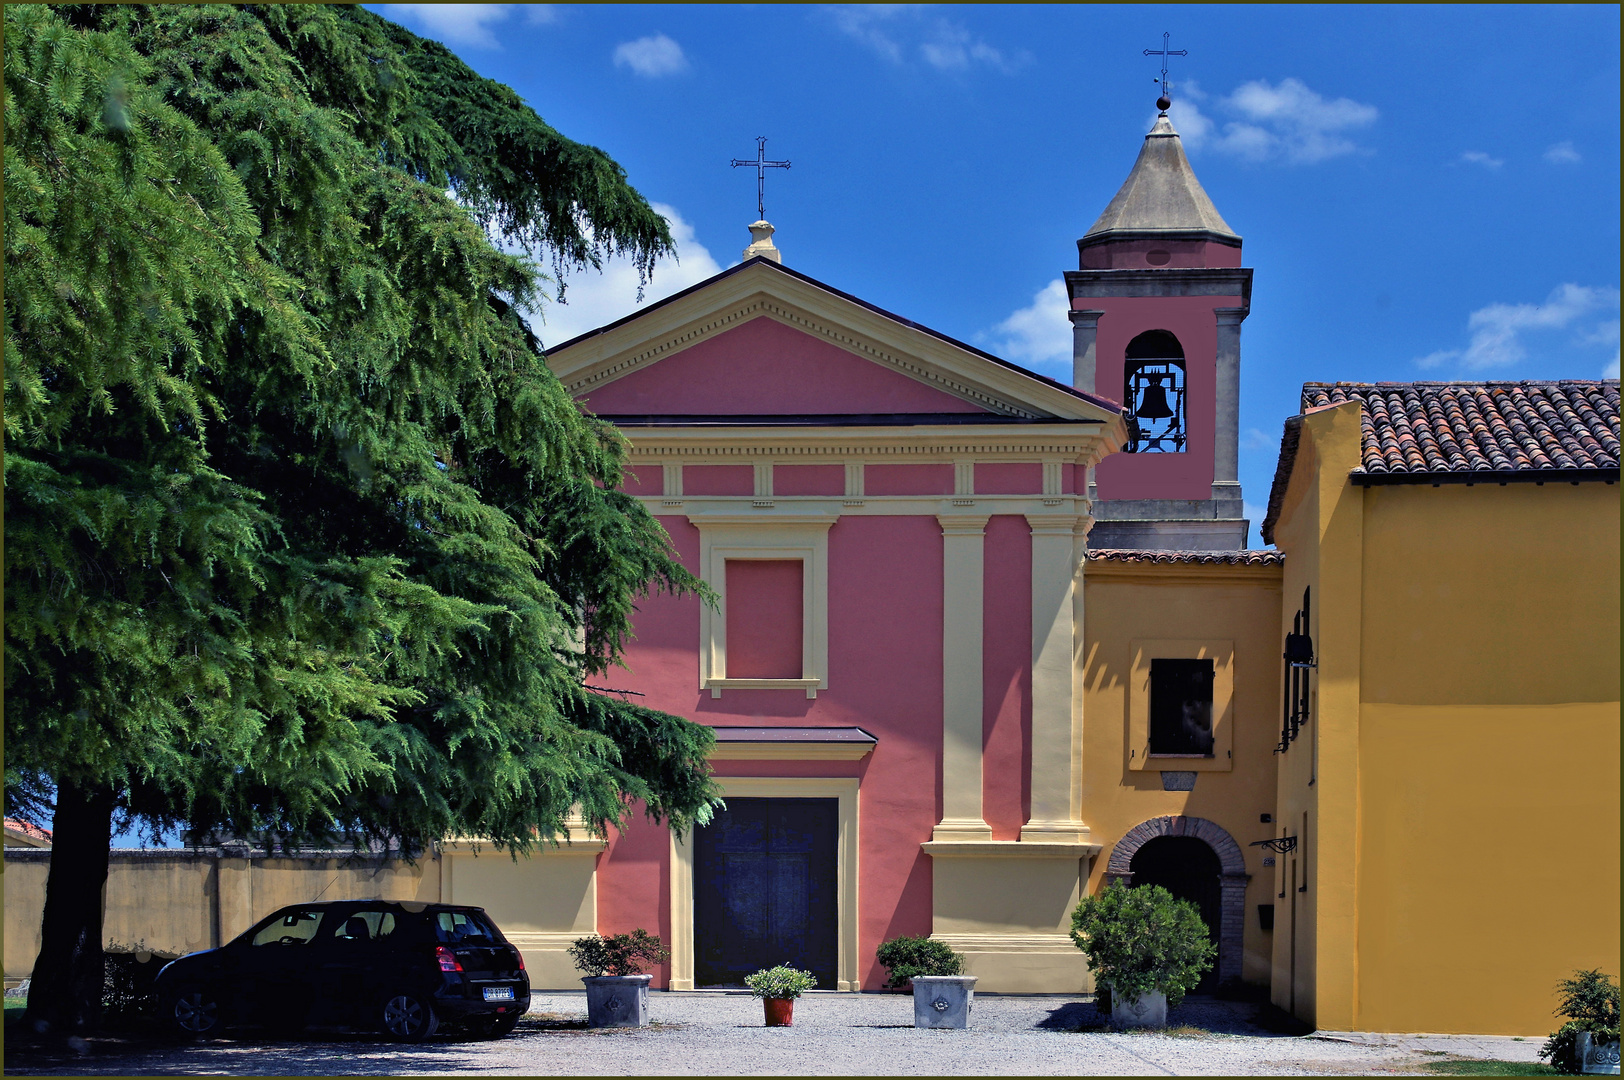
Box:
1352, 481, 1620, 1035
1270, 398, 1622, 1035
3, 850, 441, 982
1082, 560, 1283, 986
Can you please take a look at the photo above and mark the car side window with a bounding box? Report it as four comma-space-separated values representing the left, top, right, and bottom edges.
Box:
333, 908, 397, 943
250, 909, 326, 947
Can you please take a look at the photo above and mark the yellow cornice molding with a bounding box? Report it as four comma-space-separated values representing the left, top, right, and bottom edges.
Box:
1085, 561, 1284, 586
921, 840, 1103, 858
440, 835, 606, 854
546, 264, 1124, 433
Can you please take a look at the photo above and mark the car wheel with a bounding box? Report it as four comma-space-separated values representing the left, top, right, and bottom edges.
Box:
169, 984, 224, 1038
380, 991, 438, 1041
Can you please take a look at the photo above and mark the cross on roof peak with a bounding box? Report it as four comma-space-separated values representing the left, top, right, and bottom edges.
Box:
1143, 31, 1188, 111
730, 136, 791, 222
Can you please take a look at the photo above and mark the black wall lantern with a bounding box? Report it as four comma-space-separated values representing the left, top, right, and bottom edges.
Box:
1278, 587, 1314, 752
1284, 631, 1316, 669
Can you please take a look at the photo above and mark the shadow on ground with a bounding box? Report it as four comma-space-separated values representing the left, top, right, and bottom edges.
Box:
2, 1013, 660, 1076
1035, 995, 1313, 1037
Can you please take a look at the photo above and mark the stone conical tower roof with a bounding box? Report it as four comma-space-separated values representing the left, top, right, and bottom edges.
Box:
1081, 112, 1240, 246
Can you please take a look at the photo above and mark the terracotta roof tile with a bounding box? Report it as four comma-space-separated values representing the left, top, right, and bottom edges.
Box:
1262, 380, 1619, 545
1302, 380, 1620, 476
1087, 549, 1284, 566
3, 818, 52, 845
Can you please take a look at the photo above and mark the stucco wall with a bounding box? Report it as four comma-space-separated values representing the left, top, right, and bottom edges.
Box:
1351, 481, 1620, 1036
591, 513, 946, 991
4, 849, 440, 982
1085, 294, 1241, 502
1082, 559, 1284, 987
1270, 398, 1622, 1036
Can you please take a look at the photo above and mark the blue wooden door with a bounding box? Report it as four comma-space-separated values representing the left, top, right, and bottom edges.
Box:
693, 798, 838, 989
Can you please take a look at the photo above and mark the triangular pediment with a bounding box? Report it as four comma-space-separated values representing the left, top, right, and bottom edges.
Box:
545, 259, 1120, 425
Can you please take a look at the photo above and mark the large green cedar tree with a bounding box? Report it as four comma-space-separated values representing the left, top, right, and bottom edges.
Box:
4, 3, 719, 1032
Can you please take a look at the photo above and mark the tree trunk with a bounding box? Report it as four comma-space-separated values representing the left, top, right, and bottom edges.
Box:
25, 779, 117, 1033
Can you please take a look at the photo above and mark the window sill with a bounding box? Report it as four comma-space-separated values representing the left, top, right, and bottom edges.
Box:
705, 677, 824, 700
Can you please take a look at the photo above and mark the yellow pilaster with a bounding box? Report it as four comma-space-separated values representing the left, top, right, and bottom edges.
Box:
1023, 513, 1089, 842
1303, 399, 1364, 1031
936, 514, 992, 840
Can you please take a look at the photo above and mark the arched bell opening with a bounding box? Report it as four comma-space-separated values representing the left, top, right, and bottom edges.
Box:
1123, 330, 1187, 453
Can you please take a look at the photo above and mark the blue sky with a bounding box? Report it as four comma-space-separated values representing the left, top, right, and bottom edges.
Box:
372, 4, 1620, 534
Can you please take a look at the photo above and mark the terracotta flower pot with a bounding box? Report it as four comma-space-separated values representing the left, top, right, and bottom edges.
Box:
763, 996, 794, 1026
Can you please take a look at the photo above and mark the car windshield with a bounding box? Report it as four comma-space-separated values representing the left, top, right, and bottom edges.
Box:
249, 908, 326, 947
434, 909, 501, 945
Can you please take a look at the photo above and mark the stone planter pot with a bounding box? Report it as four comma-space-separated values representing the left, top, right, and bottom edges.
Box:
1109, 988, 1167, 1030
912, 975, 977, 1029
582, 974, 652, 1028
763, 997, 794, 1026
1578, 1032, 1622, 1076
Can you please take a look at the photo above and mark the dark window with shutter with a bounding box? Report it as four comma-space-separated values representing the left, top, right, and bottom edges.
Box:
1149, 658, 1215, 756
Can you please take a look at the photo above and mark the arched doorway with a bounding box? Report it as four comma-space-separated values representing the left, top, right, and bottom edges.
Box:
1103, 816, 1250, 990
1129, 836, 1222, 993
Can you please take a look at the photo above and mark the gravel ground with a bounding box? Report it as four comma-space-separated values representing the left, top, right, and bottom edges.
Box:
2, 991, 1549, 1076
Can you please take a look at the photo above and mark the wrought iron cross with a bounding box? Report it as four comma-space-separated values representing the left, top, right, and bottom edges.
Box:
1143, 31, 1188, 100
730, 137, 790, 221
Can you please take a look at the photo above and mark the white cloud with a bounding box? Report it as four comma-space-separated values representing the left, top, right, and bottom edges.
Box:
827, 5, 911, 63
1416, 284, 1622, 372
613, 33, 689, 77
1587, 319, 1620, 378
978, 279, 1071, 373
826, 6, 1026, 73
379, 4, 511, 49
1243, 501, 1268, 527
1241, 427, 1276, 451
1169, 77, 1377, 165
524, 6, 560, 26
524, 204, 724, 349
919, 22, 1022, 73
1545, 141, 1582, 164
1460, 150, 1504, 169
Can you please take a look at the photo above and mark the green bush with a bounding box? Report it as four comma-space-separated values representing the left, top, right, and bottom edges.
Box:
1070, 884, 1216, 1010
874, 935, 965, 990
744, 965, 817, 1000
1539, 969, 1620, 1074
568, 930, 669, 977
102, 943, 176, 1024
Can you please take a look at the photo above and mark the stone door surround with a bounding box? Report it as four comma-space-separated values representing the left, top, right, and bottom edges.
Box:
1102, 815, 1249, 987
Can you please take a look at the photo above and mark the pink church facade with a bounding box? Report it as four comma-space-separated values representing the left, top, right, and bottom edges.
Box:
548, 264, 1126, 991
521, 105, 1297, 996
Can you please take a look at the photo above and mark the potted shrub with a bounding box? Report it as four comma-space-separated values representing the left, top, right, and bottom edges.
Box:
744, 964, 817, 1027
1539, 969, 1620, 1075
568, 930, 669, 1028
1069, 883, 1216, 1030
876, 935, 976, 1029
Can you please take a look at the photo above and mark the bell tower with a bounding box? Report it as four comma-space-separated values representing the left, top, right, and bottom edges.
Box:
1066, 95, 1251, 550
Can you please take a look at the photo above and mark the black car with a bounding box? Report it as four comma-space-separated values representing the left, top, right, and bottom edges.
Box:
154, 900, 529, 1041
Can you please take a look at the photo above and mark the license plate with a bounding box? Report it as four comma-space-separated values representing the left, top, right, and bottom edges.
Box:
483, 986, 514, 1002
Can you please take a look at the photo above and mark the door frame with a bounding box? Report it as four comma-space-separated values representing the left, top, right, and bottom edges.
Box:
670, 777, 859, 991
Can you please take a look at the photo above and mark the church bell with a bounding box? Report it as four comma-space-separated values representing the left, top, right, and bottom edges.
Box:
1135, 378, 1174, 420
